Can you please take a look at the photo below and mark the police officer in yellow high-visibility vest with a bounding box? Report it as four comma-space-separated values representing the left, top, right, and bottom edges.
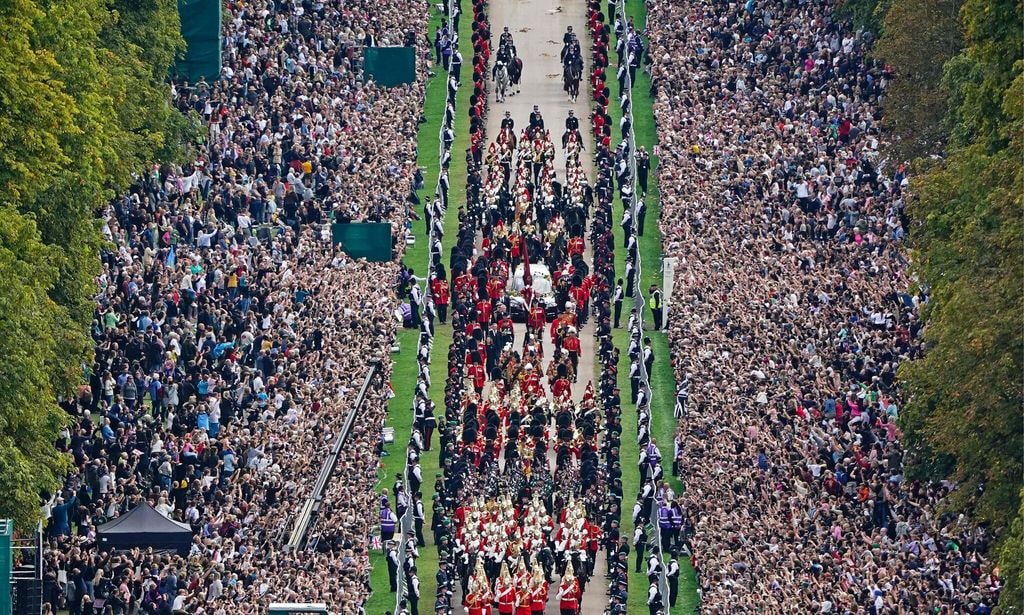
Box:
649, 284, 663, 330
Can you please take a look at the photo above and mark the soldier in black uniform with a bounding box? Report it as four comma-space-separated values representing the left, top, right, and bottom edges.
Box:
500, 110, 514, 131
562, 109, 581, 149
435, 560, 454, 602
529, 105, 544, 133
636, 145, 650, 196
499, 26, 515, 56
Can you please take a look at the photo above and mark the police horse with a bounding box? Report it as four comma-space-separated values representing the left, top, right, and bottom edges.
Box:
562, 48, 583, 102
493, 60, 510, 103
507, 54, 523, 95
495, 37, 522, 101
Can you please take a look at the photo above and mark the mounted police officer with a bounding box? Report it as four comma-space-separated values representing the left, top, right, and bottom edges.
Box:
499, 26, 516, 57
562, 109, 581, 149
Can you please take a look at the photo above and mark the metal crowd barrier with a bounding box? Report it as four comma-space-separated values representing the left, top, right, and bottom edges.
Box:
612, 1, 673, 610
287, 360, 383, 551
395, 0, 460, 609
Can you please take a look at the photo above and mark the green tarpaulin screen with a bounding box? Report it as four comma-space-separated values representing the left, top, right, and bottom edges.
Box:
331, 223, 393, 262
175, 0, 222, 82
0, 521, 10, 615
363, 47, 416, 87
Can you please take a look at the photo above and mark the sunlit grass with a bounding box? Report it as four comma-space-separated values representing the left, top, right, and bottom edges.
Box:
366, 5, 469, 613
609, 0, 699, 611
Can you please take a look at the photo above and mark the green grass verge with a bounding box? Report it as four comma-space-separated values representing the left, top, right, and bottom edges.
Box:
400, 12, 449, 279
366, 5, 471, 612
415, 4, 475, 606
367, 4, 475, 612
368, 328, 421, 615
608, 0, 699, 611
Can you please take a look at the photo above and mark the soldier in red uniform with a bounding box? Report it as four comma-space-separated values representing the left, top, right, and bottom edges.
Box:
562, 329, 581, 379
509, 232, 522, 262
456, 271, 476, 298
432, 277, 450, 323
529, 566, 548, 615
521, 364, 543, 396
556, 564, 581, 615
567, 235, 584, 257
477, 297, 493, 325
585, 520, 603, 577
528, 303, 546, 336
552, 374, 571, 400
495, 566, 517, 615
570, 284, 588, 324
466, 560, 493, 615
487, 275, 505, 305
470, 362, 487, 394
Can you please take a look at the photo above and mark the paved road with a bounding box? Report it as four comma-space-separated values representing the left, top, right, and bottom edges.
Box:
484, 0, 606, 612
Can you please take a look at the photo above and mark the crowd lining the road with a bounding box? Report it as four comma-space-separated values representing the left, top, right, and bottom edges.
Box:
645, 0, 1002, 612
32, 0, 1005, 612
41, 0, 435, 613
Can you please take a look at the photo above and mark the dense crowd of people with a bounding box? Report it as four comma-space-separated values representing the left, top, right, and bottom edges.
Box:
31, 0, 1002, 610
645, 0, 1002, 612
40, 0, 438, 612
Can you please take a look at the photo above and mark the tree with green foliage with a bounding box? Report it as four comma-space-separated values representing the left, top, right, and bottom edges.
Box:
0, 209, 78, 531
900, 91, 1023, 523
998, 490, 1024, 613
892, 0, 1023, 607
835, 0, 891, 35
941, 0, 1024, 152
873, 0, 962, 160
0, 0, 192, 529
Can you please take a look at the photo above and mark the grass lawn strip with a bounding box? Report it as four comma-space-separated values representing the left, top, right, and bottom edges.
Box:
610, 0, 700, 611
366, 6, 470, 612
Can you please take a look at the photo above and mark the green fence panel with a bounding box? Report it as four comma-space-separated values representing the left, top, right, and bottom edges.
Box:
331, 223, 394, 262
363, 46, 416, 87
0, 521, 10, 615
174, 0, 222, 82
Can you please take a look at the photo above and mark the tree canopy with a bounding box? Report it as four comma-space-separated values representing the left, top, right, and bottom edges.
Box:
878, 0, 1023, 609
0, 0, 190, 530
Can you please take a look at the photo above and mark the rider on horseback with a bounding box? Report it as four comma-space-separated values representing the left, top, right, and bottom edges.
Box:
562, 109, 582, 150
560, 26, 577, 63
497, 27, 521, 95
492, 58, 509, 102
561, 33, 583, 102
499, 26, 517, 58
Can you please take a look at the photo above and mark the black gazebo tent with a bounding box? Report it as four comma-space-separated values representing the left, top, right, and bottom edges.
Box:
97, 502, 193, 556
